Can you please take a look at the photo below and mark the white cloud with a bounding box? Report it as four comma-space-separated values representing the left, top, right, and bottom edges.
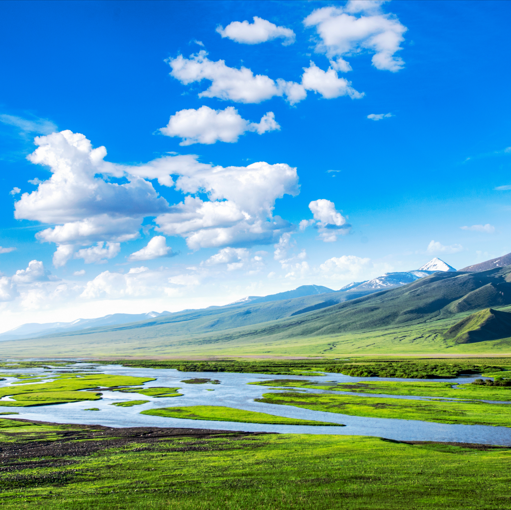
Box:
0, 246, 16, 254
17, 129, 301, 265
81, 266, 183, 299
0, 114, 57, 135
75, 242, 120, 264
205, 247, 249, 270
128, 236, 172, 261
73, 270, 85, 276
0, 277, 17, 302
460, 224, 495, 234
299, 219, 315, 231
274, 232, 293, 261
308, 199, 350, 242
14, 130, 169, 266
310, 199, 347, 226
169, 51, 305, 104
304, 2, 407, 72
367, 113, 393, 120
427, 240, 463, 254
217, 16, 295, 46
12, 260, 52, 284
302, 62, 363, 99
156, 161, 298, 249
319, 254, 371, 280
160, 106, 279, 145
10, 187, 21, 196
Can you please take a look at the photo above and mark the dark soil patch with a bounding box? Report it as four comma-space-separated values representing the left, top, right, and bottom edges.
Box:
0, 418, 269, 464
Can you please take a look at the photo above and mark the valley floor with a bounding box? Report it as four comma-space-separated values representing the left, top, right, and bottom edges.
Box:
1, 418, 511, 510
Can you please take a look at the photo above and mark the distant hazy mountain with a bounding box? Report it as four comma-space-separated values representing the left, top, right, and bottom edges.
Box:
230, 285, 334, 306
0, 311, 171, 342
5, 262, 511, 358
0, 258, 456, 343
461, 253, 511, 273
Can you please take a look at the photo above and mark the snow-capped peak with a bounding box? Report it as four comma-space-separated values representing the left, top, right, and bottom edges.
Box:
418, 257, 456, 272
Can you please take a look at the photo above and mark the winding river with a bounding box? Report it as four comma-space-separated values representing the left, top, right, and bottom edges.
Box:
1, 363, 511, 446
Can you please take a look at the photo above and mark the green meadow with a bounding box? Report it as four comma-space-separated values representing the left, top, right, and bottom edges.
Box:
0, 417, 510, 509
252, 378, 511, 401
0, 374, 155, 407
256, 392, 511, 427
141, 405, 339, 426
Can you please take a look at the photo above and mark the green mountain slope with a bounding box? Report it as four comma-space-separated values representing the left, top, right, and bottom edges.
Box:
4, 266, 511, 357
444, 308, 511, 344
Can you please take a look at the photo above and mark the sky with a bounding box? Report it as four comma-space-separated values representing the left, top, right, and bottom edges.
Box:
0, 0, 510, 332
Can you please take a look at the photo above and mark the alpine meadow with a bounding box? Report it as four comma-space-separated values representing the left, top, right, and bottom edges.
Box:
1, 1, 511, 509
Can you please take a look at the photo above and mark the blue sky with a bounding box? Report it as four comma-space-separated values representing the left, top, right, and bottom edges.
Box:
0, 0, 510, 330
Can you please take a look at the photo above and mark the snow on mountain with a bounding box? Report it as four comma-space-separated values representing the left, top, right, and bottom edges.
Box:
418, 257, 456, 272
337, 259, 456, 293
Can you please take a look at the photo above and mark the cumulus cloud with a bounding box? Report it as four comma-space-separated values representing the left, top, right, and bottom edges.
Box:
0, 246, 16, 254
427, 240, 463, 254
367, 113, 393, 120
319, 254, 371, 280
0, 277, 18, 302
274, 232, 293, 261
308, 199, 351, 242
0, 114, 57, 135
15, 131, 169, 266
304, 1, 407, 72
204, 247, 249, 270
73, 270, 85, 276
169, 51, 305, 104
302, 62, 363, 99
156, 161, 299, 249
17, 129, 301, 265
160, 106, 279, 145
75, 242, 120, 264
128, 236, 173, 261
217, 16, 295, 45
12, 260, 53, 284
460, 224, 495, 234
10, 187, 21, 196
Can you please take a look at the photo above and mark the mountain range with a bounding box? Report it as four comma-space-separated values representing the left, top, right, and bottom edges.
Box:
2, 253, 511, 357
0, 257, 454, 342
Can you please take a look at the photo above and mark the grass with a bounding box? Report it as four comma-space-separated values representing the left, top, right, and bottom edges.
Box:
112, 387, 182, 398
112, 400, 149, 407
0, 418, 510, 509
140, 405, 341, 426
84, 408, 100, 411
0, 374, 155, 407
252, 379, 511, 401
256, 392, 511, 427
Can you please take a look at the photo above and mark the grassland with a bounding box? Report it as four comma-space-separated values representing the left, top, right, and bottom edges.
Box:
0, 417, 510, 509
112, 400, 150, 407
141, 405, 339, 426
256, 392, 511, 427
112, 387, 182, 398
0, 374, 155, 407
252, 378, 511, 401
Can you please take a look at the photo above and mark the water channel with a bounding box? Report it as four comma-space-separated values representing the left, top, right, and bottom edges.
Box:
1, 363, 511, 446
